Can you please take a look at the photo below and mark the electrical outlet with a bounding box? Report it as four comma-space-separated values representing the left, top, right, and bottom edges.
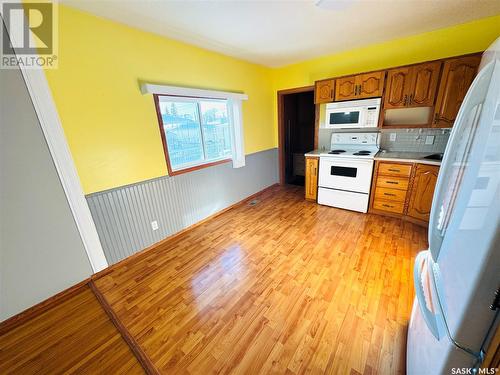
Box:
425, 135, 435, 145
151, 220, 159, 231
390, 133, 397, 142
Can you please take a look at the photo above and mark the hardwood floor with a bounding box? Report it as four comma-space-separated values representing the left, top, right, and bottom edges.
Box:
93, 185, 427, 374
0, 286, 144, 374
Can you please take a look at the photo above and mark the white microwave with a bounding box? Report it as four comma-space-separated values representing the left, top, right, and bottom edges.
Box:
324, 98, 381, 129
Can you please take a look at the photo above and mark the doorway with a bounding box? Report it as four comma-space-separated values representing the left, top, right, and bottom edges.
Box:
278, 87, 316, 186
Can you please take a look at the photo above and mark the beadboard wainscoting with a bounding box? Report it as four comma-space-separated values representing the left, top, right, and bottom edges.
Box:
86, 149, 278, 264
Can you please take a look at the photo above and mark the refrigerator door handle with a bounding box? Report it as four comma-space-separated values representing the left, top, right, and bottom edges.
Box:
414, 251, 440, 340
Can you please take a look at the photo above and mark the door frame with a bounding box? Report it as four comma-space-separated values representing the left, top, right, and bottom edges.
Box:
1, 11, 108, 272
277, 85, 316, 185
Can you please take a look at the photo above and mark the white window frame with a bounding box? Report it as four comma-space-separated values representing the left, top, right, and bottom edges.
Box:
142, 83, 247, 170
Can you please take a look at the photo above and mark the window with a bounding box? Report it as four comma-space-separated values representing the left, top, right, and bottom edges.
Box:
145, 83, 247, 175
155, 96, 233, 173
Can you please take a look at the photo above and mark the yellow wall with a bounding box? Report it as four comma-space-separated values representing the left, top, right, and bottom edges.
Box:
271, 14, 500, 142
45, 6, 274, 194
46, 6, 500, 194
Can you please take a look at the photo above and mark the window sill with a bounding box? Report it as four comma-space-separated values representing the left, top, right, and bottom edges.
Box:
168, 158, 232, 176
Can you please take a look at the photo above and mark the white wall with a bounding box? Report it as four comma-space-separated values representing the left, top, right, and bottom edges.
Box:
0, 62, 93, 321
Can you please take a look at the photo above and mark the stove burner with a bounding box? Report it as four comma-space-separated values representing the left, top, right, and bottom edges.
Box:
353, 150, 372, 156
328, 149, 346, 154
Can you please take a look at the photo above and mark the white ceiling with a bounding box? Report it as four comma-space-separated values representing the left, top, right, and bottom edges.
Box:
62, 0, 500, 67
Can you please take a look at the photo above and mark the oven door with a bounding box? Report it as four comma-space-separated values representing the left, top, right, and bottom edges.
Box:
326, 107, 366, 129
319, 157, 374, 193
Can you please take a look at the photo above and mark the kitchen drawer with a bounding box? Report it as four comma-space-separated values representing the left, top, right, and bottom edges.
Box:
373, 199, 405, 214
378, 163, 412, 177
375, 187, 407, 202
376, 176, 409, 190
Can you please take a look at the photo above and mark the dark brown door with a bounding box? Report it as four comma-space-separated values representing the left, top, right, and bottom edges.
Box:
432, 55, 481, 128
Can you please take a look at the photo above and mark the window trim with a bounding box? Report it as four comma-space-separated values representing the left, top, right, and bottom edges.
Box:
153, 94, 232, 176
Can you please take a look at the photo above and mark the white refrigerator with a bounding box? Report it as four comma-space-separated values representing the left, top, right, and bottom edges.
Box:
407, 38, 500, 374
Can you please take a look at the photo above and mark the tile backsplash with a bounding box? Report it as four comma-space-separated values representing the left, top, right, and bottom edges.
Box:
318, 128, 451, 153
379, 128, 451, 153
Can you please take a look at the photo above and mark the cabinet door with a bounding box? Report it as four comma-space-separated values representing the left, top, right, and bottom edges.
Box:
356, 71, 385, 99
314, 79, 335, 104
305, 157, 319, 200
335, 75, 357, 101
384, 67, 413, 108
432, 55, 481, 128
410, 61, 441, 107
407, 164, 439, 221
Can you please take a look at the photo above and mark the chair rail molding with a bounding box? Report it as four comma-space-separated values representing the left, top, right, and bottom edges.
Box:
1, 9, 108, 272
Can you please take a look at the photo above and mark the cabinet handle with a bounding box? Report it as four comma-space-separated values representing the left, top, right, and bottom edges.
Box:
434, 113, 440, 124
409, 94, 414, 105
382, 204, 394, 208
384, 192, 396, 196
388, 169, 400, 172
404, 94, 408, 106
386, 181, 399, 185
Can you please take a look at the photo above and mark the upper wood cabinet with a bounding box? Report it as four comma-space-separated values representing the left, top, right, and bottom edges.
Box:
314, 79, 335, 104
334, 71, 385, 101
432, 55, 481, 128
384, 67, 412, 108
384, 62, 441, 109
357, 71, 386, 99
411, 62, 442, 106
407, 164, 439, 221
335, 76, 357, 101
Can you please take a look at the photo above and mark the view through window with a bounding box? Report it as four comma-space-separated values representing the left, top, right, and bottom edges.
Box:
157, 97, 232, 171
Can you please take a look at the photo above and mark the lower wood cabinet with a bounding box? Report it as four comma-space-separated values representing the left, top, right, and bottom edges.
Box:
305, 156, 319, 201
369, 161, 439, 225
407, 164, 439, 221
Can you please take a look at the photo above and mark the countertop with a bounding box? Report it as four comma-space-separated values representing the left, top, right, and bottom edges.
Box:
374, 151, 442, 166
304, 150, 442, 166
304, 150, 322, 157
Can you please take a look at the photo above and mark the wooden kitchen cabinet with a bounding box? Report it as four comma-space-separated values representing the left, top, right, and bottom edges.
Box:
384, 67, 412, 108
305, 156, 319, 201
314, 79, 335, 104
432, 55, 481, 128
335, 76, 357, 101
357, 71, 386, 99
411, 62, 442, 106
407, 164, 439, 221
369, 161, 440, 225
334, 71, 385, 101
384, 61, 441, 109
371, 161, 411, 215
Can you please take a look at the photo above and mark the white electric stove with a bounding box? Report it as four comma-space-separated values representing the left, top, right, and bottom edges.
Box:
317, 132, 379, 213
